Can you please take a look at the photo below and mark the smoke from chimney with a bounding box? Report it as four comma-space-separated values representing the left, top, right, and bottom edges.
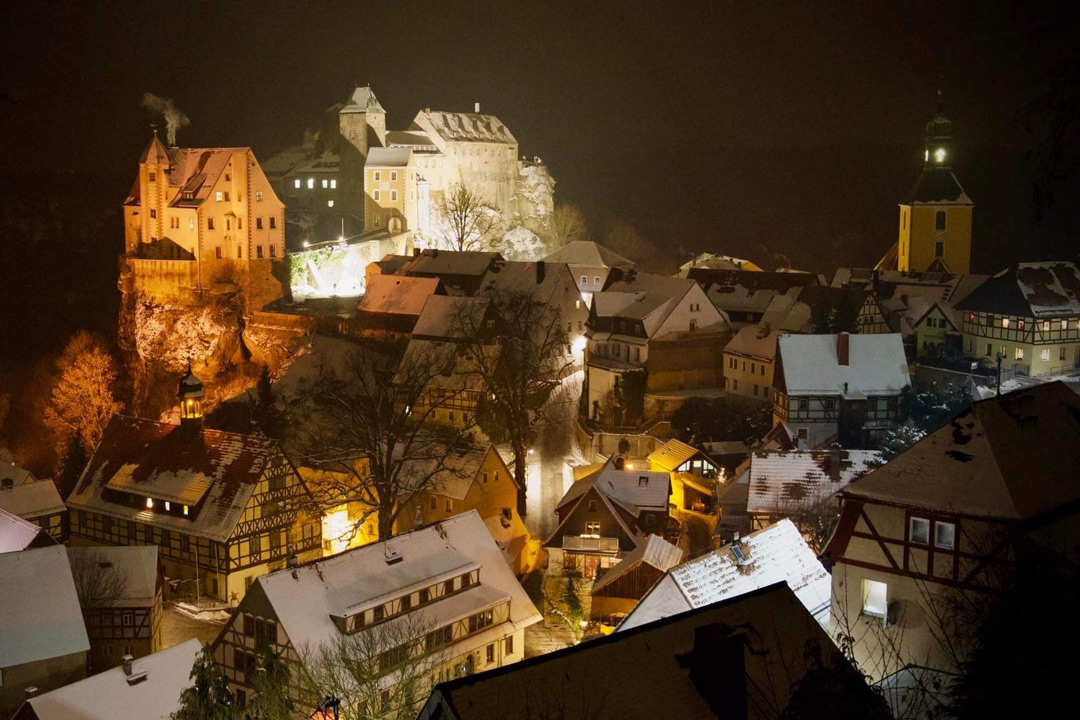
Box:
142, 93, 190, 146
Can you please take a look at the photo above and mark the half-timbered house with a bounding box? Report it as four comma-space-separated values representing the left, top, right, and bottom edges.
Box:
0, 479, 66, 543
210, 510, 541, 713
66, 370, 322, 604
772, 332, 910, 448
68, 545, 164, 673
823, 381, 1080, 681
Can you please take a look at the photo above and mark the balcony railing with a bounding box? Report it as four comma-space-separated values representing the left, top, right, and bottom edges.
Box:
563, 536, 619, 552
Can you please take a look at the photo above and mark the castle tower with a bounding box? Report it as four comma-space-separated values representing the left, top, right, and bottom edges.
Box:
338, 86, 387, 159
126, 126, 172, 253
178, 364, 204, 430
896, 91, 974, 274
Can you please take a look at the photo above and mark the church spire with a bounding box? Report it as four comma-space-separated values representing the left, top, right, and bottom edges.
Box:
924, 89, 953, 167
139, 124, 171, 166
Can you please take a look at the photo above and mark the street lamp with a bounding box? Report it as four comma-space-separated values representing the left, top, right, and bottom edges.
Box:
995, 352, 1004, 397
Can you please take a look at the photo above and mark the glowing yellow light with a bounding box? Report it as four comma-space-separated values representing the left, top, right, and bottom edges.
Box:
146, 497, 154, 509
924, 149, 929, 162
183, 505, 189, 516
625, 462, 634, 470
934, 148, 946, 163
322, 507, 351, 554
572, 336, 587, 353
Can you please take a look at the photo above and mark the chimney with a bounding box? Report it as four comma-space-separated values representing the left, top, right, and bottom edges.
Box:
688, 625, 747, 719
431, 248, 439, 258
412, 247, 420, 257
536, 260, 546, 284
287, 553, 299, 569
24, 687, 38, 701
474, 102, 481, 113
424, 107, 431, 115
837, 332, 850, 366
122, 655, 134, 676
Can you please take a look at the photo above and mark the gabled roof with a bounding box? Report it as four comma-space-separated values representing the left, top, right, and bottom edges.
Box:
138, 134, 170, 165
419, 110, 516, 144
165, 147, 249, 208
0, 506, 50, 553
412, 295, 490, 340
745, 449, 881, 516
723, 323, 780, 360
903, 166, 972, 204
777, 333, 910, 397
0, 463, 35, 485
476, 259, 578, 300
366, 147, 413, 167
403, 250, 503, 278
840, 382, 1080, 521
542, 241, 633, 269
955, 261, 1080, 319
647, 439, 709, 473
340, 86, 386, 114
385, 130, 438, 149
591, 271, 701, 337
17, 639, 201, 720
556, 461, 671, 517
620, 519, 832, 630
68, 417, 283, 543
0, 545, 90, 668
0, 479, 65, 520
358, 274, 441, 317
251, 511, 540, 654
401, 445, 515, 502
421, 583, 880, 720
590, 534, 683, 595
67, 546, 159, 608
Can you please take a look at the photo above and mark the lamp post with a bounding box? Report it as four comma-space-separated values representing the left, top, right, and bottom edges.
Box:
995, 352, 1004, 397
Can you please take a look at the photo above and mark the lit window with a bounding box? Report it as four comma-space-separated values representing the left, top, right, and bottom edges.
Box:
935, 148, 946, 163
1043, 321, 1050, 332
330, 179, 337, 189
294, 179, 301, 189
1015, 347, 1024, 361
256, 191, 263, 201
1041, 348, 1050, 361
909, 517, 929, 544
188, 218, 195, 230
322, 179, 328, 189
1018, 320, 1025, 330
146, 497, 154, 509
1002, 318, 1010, 328
307, 178, 314, 189
183, 505, 189, 516
862, 579, 888, 618
584, 521, 600, 538
216, 191, 223, 202
327, 200, 334, 208
575, 300, 581, 309
165, 501, 171, 511
935, 522, 955, 550
1063, 320, 1069, 331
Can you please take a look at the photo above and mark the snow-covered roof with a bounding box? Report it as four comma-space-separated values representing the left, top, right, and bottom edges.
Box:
412, 295, 490, 340
0, 462, 34, 486
476, 259, 578, 301
420, 111, 516, 144
253, 510, 540, 654
0, 480, 65, 520
745, 449, 881, 515
166, 148, 251, 208
724, 323, 780, 360
0, 506, 48, 553
340, 86, 385, 114
777, 333, 910, 397
68, 416, 284, 543
400, 445, 512, 502
67, 546, 159, 608
404, 250, 502, 278
956, 261, 1080, 319
646, 439, 709, 474
556, 462, 671, 517
542, 241, 633, 269
19, 639, 200, 720
0, 545, 90, 668
619, 519, 831, 630
386, 130, 438, 149
591, 534, 683, 595
680, 253, 764, 273
358, 274, 441, 317
366, 147, 413, 167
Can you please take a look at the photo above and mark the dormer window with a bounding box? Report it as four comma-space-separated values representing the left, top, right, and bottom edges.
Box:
373, 605, 385, 622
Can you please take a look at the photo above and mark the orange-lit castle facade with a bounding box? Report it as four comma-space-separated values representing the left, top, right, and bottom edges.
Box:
122, 131, 285, 303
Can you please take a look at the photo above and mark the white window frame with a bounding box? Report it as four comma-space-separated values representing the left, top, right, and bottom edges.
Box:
215, 191, 223, 202
861, 579, 888, 619
307, 178, 314, 189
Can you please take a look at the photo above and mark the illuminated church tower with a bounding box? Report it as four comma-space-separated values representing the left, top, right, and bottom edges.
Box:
896, 92, 974, 273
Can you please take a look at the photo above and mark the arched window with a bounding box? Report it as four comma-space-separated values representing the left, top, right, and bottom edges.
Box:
935, 211, 947, 230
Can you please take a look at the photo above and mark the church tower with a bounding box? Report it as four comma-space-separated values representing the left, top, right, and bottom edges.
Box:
896, 92, 974, 274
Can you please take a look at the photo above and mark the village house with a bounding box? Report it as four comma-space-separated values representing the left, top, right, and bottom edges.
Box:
542, 240, 633, 304
122, 132, 285, 305
955, 261, 1080, 377
645, 438, 719, 512
351, 274, 443, 338
11, 639, 201, 720
620, 518, 832, 631
583, 269, 730, 428
0, 478, 66, 543
545, 460, 674, 579
68, 546, 164, 674
66, 370, 323, 604
688, 267, 820, 328
210, 510, 541, 712
824, 381, 1080, 681
364, 147, 426, 234
410, 294, 496, 343
722, 322, 781, 403
418, 583, 886, 720
720, 448, 882, 535
398, 249, 504, 296
772, 332, 910, 448
589, 533, 683, 628
0, 545, 90, 717
1, 506, 58, 553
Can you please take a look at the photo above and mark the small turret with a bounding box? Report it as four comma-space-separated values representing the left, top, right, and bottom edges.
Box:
140, 125, 171, 167
178, 364, 204, 430
924, 89, 953, 167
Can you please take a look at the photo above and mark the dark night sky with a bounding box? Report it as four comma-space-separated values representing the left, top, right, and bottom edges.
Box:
2, 1, 1077, 271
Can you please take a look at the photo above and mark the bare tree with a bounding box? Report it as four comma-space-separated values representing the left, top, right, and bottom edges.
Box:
548, 205, 590, 250
44, 330, 124, 458
452, 288, 574, 515
432, 184, 504, 252
69, 547, 129, 611
600, 220, 653, 264
297, 612, 447, 720
295, 337, 477, 541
